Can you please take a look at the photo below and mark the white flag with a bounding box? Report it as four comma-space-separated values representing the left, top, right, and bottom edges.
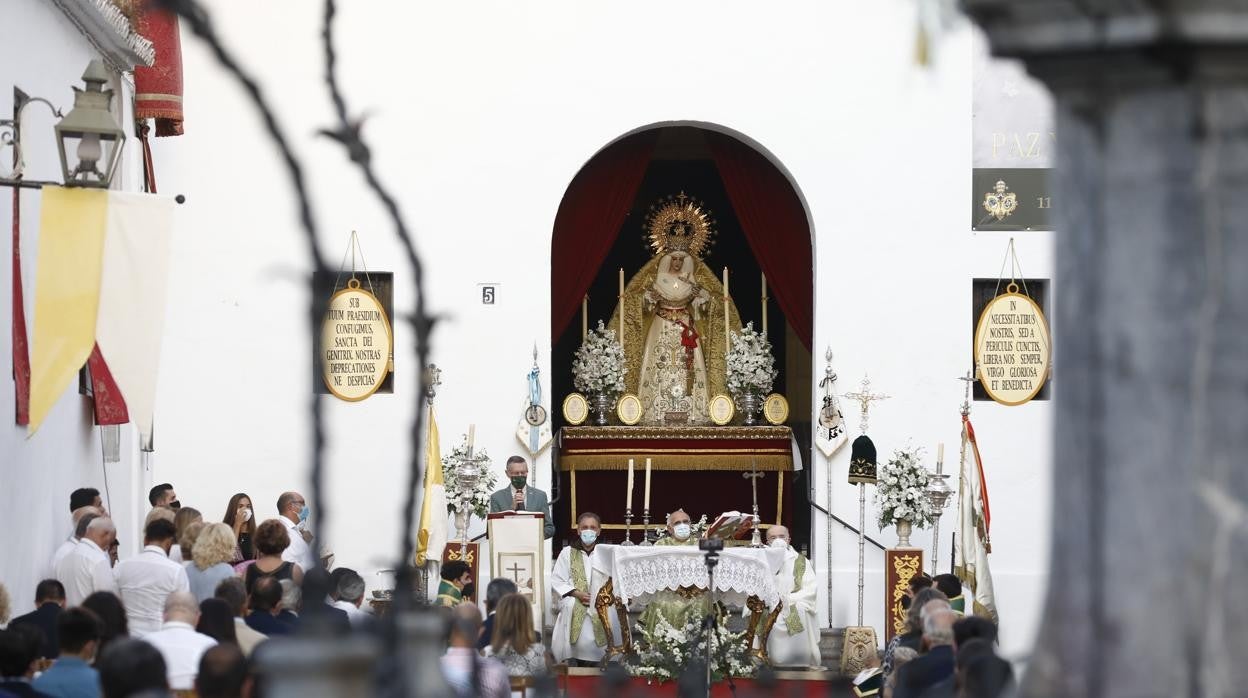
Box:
515, 356, 553, 456
954, 413, 998, 622
815, 352, 849, 457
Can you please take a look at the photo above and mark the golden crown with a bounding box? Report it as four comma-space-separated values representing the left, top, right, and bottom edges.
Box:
645, 192, 715, 258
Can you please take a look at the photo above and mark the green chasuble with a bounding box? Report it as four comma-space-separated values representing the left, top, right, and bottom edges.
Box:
640, 535, 708, 638
436, 580, 463, 607
949, 595, 966, 615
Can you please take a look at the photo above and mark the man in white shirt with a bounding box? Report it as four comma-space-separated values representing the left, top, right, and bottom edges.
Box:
50, 506, 101, 575
330, 568, 371, 627
757, 525, 820, 668
114, 518, 191, 636
276, 491, 316, 572
55, 516, 118, 606
143, 591, 218, 690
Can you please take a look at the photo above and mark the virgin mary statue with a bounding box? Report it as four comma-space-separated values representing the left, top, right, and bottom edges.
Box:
639, 245, 711, 423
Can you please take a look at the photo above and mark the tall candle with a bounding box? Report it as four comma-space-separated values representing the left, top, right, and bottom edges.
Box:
626, 458, 635, 511
467, 424, 476, 456
618, 268, 626, 350
937, 442, 945, 474
723, 267, 731, 365
644, 458, 652, 510
761, 272, 768, 335
582, 295, 588, 341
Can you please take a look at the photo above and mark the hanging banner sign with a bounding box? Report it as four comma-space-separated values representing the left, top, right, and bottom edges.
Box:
320, 278, 393, 401
973, 284, 1051, 406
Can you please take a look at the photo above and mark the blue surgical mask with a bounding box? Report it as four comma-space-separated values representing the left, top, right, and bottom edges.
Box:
298, 505, 310, 522
579, 530, 598, 546
673, 523, 691, 540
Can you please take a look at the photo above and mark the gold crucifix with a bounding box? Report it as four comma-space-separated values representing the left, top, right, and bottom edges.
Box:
843, 375, 889, 434
743, 460, 766, 546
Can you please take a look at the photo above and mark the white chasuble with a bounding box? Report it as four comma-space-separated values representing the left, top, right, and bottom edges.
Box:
550, 546, 621, 663
638, 252, 711, 424
762, 547, 821, 668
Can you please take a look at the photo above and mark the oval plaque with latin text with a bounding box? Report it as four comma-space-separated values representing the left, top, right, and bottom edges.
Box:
973, 287, 1051, 406
320, 279, 393, 402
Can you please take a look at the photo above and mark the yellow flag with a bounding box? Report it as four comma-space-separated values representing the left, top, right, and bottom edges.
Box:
416, 405, 448, 565
29, 187, 109, 436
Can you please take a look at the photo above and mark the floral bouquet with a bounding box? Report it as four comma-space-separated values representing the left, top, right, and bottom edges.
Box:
442, 437, 497, 519
572, 321, 627, 395
726, 323, 778, 396
633, 613, 755, 682
874, 446, 935, 529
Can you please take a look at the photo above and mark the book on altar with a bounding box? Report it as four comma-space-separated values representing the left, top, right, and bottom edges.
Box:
486, 510, 545, 517
705, 511, 755, 540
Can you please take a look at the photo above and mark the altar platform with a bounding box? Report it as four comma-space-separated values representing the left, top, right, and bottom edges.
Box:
555, 666, 837, 697
554, 426, 795, 538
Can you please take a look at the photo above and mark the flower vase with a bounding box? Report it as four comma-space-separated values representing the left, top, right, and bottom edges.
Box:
738, 392, 762, 426
591, 393, 613, 426
895, 518, 912, 547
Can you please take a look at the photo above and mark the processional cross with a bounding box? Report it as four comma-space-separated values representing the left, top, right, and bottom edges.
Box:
743, 461, 766, 547
841, 374, 889, 627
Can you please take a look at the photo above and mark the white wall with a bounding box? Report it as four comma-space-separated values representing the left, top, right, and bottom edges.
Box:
34, 0, 1055, 657
0, 0, 152, 617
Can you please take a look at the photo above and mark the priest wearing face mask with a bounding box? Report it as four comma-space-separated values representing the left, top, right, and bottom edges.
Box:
755, 525, 821, 667
550, 512, 619, 664
655, 509, 696, 546
638, 509, 709, 638
488, 455, 555, 539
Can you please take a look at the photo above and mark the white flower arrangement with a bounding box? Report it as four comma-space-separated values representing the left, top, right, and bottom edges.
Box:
441, 437, 497, 520
633, 613, 755, 682
726, 323, 778, 396
874, 446, 935, 530
572, 321, 627, 395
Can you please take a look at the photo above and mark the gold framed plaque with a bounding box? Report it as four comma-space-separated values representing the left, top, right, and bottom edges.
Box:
320, 278, 393, 402
562, 393, 589, 426
973, 284, 1052, 406
615, 393, 643, 426
709, 394, 735, 426
763, 394, 789, 425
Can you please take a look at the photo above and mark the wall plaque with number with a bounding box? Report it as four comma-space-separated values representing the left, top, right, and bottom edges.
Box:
320, 278, 394, 401
973, 284, 1052, 406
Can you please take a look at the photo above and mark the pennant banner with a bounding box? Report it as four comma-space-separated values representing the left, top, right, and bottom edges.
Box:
95, 191, 175, 448
416, 405, 448, 566
955, 413, 998, 622
29, 188, 109, 435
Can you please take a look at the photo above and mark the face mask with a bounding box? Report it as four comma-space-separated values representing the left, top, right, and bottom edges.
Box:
579, 529, 599, 546
298, 505, 310, 522
461, 583, 475, 599
242, 508, 253, 522
510, 476, 527, 490
770, 538, 788, 548
673, 523, 691, 540
169, 500, 181, 510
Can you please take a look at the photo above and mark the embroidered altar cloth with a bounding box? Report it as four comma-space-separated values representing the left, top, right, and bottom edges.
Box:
591, 545, 785, 610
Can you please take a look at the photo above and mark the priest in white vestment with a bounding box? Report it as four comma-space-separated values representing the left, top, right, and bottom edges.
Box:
550, 512, 620, 664
760, 525, 820, 668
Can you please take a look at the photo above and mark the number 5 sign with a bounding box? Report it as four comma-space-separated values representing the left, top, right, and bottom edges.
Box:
479, 283, 499, 305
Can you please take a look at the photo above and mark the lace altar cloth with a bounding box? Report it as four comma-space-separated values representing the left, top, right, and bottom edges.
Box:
590, 545, 785, 610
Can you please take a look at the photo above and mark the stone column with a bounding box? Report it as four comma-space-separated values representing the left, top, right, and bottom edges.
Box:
964, 2, 1248, 696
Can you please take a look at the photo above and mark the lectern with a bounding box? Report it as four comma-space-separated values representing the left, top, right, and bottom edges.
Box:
486, 512, 547, 628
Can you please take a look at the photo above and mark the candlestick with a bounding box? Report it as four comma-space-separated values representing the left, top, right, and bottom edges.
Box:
761, 272, 768, 335
640, 508, 652, 545
626, 458, 635, 511
582, 295, 588, 341
643, 458, 652, 510
622, 507, 635, 546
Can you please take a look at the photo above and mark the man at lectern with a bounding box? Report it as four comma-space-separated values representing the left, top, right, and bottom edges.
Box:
488, 455, 555, 539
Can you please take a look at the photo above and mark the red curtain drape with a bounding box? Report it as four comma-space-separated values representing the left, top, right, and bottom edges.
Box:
708, 133, 813, 349
550, 132, 657, 341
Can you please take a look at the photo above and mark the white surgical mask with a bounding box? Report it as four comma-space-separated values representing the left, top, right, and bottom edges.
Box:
579, 530, 598, 546
242, 508, 253, 522
770, 538, 788, 548
673, 523, 691, 540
